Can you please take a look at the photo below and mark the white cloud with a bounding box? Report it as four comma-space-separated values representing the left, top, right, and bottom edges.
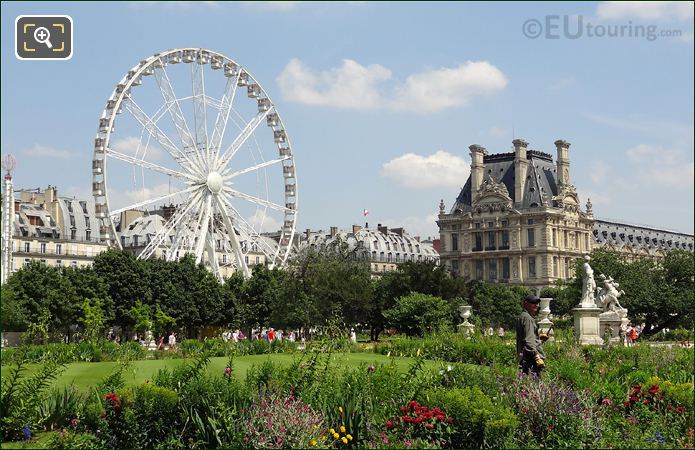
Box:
625, 144, 694, 188
589, 160, 609, 184
277, 58, 507, 113
111, 136, 164, 159
247, 209, 282, 233
23, 144, 75, 159
391, 62, 508, 113
596, 1, 694, 22
381, 151, 470, 189
382, 213, 440, 241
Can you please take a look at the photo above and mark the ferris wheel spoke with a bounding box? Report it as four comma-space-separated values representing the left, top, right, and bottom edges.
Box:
154, 64, 204, 169
209, 72, 241, 165
218, 192, 279, 260
194, 194, 213, 263
222, 186, 291, 213
222, 156, 291, 179
213, 195, 250, 278
217, 108, 273, 169
122, 98, 203, 175
191, 62, 211, 168
106, 149, 196, 182
109, 185, 197, 217
205, 227, 223, 282
140, 189, 203, 260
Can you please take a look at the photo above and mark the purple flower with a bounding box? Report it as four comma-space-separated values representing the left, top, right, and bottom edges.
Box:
23, 425, 31, 440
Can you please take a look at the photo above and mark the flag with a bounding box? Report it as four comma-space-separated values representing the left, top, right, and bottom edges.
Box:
363, 209, 369, 217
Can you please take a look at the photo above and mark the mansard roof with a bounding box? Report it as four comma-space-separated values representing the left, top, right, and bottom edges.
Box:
451, 150, 559, 213
593, 219, 694, 252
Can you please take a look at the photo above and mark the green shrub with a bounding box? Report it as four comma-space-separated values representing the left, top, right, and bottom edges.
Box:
420, 387, 517, 448
38, 384, 85, 431
131, 384, 178, 447
48, 430, 100, 449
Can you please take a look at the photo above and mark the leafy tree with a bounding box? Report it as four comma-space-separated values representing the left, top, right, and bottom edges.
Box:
152, 304, 176, 338
129, 300, 152, 337
469, 282, 529, 329
4, 261, 80, 337
0, 285, 28, 331
94, 249, 151, 329
384, 293, 451, 337
80, 298, 106, 342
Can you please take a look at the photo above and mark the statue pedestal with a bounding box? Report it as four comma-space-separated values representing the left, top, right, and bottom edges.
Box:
573, 307, 604, 345
457, 322, 475, 337
599, 310, 629, 346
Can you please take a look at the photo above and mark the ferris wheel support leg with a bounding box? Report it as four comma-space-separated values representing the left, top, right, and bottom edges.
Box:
214, 195, 250, 278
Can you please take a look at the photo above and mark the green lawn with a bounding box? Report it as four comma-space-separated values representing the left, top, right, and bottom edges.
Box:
2, 352, 439, 392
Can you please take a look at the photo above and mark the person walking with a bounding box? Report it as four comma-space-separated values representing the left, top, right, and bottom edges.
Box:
168, 331, 177, 351
515, 294, 545, 378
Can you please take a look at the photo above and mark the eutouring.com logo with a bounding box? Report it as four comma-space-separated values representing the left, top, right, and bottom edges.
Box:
522, 15, 683, 41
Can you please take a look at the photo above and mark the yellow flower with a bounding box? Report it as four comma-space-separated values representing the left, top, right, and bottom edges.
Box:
340, 425, 346, 433
347, 434, 353, 441
333, 432, 340, 439
320, 435, 326, 441
341, 437, 348, 444
309, 439, 317, 447
330, 428, 335, 435
339, 406, 343, 414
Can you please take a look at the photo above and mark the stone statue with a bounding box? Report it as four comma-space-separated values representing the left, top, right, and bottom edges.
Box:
580, 255, 597, 307
596, 275, 626, 315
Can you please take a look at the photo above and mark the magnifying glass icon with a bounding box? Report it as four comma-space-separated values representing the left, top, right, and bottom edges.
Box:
33, 27, 53, 49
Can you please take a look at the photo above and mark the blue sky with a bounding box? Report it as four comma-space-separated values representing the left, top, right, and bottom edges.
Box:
2, 1, 693, 238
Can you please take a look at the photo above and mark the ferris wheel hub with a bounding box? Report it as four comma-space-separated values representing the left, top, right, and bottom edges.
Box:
206, 171, 224, 193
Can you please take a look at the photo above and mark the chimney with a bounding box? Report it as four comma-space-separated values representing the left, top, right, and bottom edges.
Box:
391, 227, 404, 237
513, 139, 529, 206
330, 226, 338, 238
469, 144, 487, 195
305, 228, 310, 239
352, 224, 362, 234
377, 224, 388, 235
365, 222, 369, 229
554, 139, 571, 186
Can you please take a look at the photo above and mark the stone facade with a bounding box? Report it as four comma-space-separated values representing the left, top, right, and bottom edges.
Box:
437, 139, 694, 292
438, 139, 595, 293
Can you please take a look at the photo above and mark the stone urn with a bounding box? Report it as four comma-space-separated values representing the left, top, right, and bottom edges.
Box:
457, 305, 475, 337
537, 298, 554, 341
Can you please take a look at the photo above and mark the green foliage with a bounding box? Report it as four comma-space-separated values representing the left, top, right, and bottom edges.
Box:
0, 353, 66, 440
37, 384, 85, 431
131, 384, 179, 447
384, 293, 452, 337
420, 386, 517, 448
80, 299, 106, 343
469, 282, 528, 329
0, 284, 28, 331
152, 304, 176, 337
129, 300, 152, 335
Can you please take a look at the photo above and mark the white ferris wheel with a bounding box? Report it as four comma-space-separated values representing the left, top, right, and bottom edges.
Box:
92, 48, 298, 280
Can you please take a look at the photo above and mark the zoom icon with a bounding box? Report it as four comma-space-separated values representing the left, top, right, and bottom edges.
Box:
16, 15, 72, 60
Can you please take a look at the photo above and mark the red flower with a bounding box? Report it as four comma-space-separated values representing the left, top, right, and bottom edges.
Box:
643, 399, 651, 405
385, 420, 395, 429
424, 424, 434, 430
629, 396, 638, 402
676, 406, 686, 415
623, 401, 631, 407
446, 417, 454, 423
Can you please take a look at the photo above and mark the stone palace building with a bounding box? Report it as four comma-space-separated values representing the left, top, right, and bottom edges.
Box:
437, 139, 693, 293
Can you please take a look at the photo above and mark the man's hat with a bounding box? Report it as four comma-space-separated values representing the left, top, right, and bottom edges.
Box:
524, 294, 540, 304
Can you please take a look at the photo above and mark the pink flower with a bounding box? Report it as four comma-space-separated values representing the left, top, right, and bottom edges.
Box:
404, 440, 413, 448
601, 398, 613, 406
224, 367, 232, 377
